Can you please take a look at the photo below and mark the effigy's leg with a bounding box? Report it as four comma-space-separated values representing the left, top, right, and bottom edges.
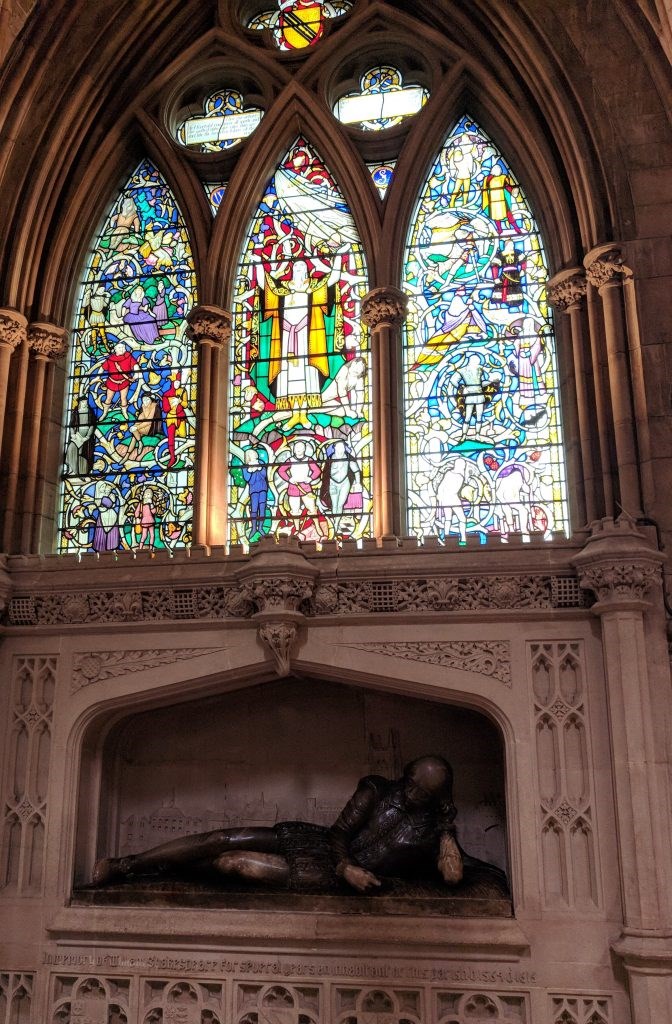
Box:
92, 827, 279, 885
213, 851, 290, 886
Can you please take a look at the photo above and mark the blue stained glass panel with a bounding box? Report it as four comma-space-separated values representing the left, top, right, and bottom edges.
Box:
402, 116, 569, 543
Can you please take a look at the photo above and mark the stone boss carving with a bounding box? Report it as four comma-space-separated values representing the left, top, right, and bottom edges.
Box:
93, 755, 505, 894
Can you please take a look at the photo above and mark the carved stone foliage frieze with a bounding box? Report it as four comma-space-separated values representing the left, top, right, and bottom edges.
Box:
341, 641, 511, 686
312, 575, 585, 615
6, 571, 587, 627
530, 642, 600, 910
0, 973, 33, 1022
550, 994, 611, 1024
71, 648, 229, 692
1, 656, 55, 896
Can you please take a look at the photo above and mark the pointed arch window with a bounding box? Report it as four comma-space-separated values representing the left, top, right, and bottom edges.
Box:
228, 136, 371, 544
402, 116, 569, 543
57, 159, 197, 554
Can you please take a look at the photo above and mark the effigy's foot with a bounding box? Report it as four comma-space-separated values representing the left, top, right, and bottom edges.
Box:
92, 856, 127, 886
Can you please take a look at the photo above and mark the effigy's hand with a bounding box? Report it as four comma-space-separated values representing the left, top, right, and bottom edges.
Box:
438, 833, 463, 885
341, 863, 382, 892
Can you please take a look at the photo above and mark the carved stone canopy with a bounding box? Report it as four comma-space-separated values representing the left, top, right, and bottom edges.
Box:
27, 322, 69, 361
583, 244, 632, 292
361, 286, 409, 330
186, 305, 232, 347
0, 308, 28, 351
547, 269, 587, 312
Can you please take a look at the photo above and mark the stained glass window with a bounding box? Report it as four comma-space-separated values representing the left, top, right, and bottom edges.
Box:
248, 0, 351, 51
367, 161, 395, 198
229, 136, 371, 544
176, 90, 263, 153
334, 66, 428, 131
58, 159, 197, 554
204, 182, 227, 216
403, 116, 569, 543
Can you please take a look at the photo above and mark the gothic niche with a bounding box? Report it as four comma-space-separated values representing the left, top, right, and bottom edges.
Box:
77, 678, 510, 914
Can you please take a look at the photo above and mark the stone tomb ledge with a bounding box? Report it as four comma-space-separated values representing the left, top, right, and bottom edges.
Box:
49, 902, 529, 959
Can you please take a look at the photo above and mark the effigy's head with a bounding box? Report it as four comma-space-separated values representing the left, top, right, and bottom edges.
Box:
402, 755, 454, 811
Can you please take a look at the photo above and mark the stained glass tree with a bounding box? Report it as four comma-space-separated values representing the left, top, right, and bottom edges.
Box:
402, 116, 569, 543
229, 136, 371, 544
58, 159, 197, 554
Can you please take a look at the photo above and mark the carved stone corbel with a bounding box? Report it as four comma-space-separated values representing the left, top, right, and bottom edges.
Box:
257, 620, 298, 677
236, 539, 319, 676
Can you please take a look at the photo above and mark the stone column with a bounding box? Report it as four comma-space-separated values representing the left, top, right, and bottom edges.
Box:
361, 286, 408, 538
574, 518, 672, 1021
548, 269, 595, 524
20, 323, 68, 554
584, 245, 642, 517
186, 305, 231, 547
0, 308, 27, 459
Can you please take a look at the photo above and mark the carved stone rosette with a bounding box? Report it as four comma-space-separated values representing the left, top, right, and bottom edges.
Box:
0, 307, 28, 350
583, 245, 632, 292
361, 286, 408, 330
547, 270, 587, 312
572, 516, 665, 611
27, 322, 69, 360
186, 304, 232, 347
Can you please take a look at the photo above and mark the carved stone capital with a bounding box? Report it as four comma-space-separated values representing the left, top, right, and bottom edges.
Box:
547, 269, 587, 311
28, 322, 69, 361
583, 244, 632, 291
361, 286, 408, 330
235, 540, 319, 615
572, 516, 665, 611
257, 620, 298, 676
186, 305, 232, 348
0, 308, 28, 351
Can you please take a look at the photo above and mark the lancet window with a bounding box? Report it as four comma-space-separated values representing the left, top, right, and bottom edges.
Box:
228, 136, 371, 544
58, 159, 197, 555
402, 116, 569, 543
